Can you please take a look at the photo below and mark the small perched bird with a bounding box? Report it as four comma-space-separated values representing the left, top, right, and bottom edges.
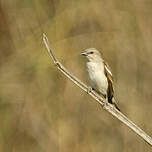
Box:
81, 48, 120, 111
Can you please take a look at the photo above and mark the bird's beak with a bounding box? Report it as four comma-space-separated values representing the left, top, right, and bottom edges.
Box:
81, 52, 87, 56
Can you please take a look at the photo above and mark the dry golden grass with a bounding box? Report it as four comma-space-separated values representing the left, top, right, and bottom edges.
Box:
0, 0, 152, 151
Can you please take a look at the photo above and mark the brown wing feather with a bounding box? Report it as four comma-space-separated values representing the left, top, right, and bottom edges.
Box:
103, 61, 114, 104
104, 61, 120, 111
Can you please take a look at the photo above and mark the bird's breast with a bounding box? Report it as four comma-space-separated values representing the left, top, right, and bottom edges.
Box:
86, 62, 108, 94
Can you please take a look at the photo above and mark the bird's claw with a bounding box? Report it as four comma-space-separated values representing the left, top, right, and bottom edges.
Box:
103, 101, 109, 110
87, 87, 92, 94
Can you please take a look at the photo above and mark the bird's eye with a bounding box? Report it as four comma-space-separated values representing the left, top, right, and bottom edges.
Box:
90, 51, 94, 54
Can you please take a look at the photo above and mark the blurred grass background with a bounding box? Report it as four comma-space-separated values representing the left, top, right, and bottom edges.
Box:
0, 0, 152, 151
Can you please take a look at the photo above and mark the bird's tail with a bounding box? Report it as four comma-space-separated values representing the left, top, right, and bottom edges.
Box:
113, 102, 120, 111
111, 98, 120, 111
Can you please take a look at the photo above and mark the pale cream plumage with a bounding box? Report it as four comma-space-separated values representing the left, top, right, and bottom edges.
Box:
81, 48, 120, 111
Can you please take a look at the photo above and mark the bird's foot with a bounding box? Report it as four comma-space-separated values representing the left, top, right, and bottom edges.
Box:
87, 87, 92, 94
103, 101, 109, 110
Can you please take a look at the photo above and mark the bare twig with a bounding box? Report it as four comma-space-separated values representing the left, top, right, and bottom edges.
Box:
43, 33, 152, 146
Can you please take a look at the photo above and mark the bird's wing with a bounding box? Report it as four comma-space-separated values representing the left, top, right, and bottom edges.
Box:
103, 61, 114, 103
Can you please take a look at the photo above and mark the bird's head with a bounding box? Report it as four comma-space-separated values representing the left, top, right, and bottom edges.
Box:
81, 48, 103, 62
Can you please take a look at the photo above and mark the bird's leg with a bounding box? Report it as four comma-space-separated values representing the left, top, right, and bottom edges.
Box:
102, 94, 109, 110
103, 94, 106, 99
87, 86, 93, 94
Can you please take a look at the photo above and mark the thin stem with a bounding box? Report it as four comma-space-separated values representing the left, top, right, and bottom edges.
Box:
43, 33, 152, 146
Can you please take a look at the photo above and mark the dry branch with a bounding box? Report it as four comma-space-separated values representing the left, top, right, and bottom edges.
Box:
43, 33, 152, 146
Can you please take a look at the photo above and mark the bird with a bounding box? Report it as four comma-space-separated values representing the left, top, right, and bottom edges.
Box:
81, 48, 120, 111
